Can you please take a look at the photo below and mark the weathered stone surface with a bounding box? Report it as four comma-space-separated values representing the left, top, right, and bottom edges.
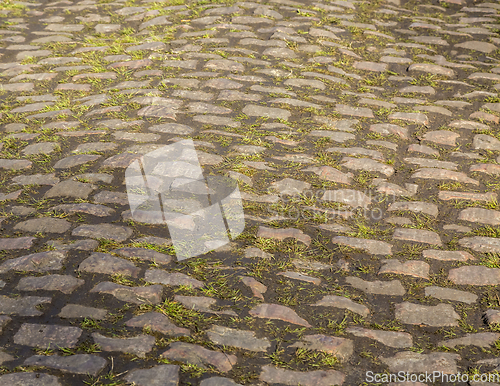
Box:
90, 282, 163, 305
16, 275, 83, 294
0, 237, 35, 250
79, 253, 140, 278
459, 208, 500, 225
14, 218, 71, 234
459, 237, 500, 253
207, 325, 270, 352
346, 277, 405, 296
346, 327, 412, 348
125, 365, 180, 386
58, 304, 108, 320
174, 295, 236, 316
289, 334, 353, 361
322, 189, 371, 208
126, 312, 189, 337
379, 259, 430, 279
439, 332, 500, 348
425, 286, 477, 304
50, 203, 114, 217
448, 266, 500, 286
257, 226, 311, 246
0, 251, 66, 273
395, 302, 460, 327
0, 295, 51, 316
422, 249, 474, 261
145, 269, 203, 288
92, 333, 155, 358
0, 373, 62, 385
112, 248, 172, 265
393, 228, 442, 245
332, 236, 392, 255
24, 355, 107, 376
381, 352, 459, 374
161, 342, 237, 372
388, 201, 438, 217
249, 304, 311, 327
200, 377, 242, 386
312, 295, 369, 317
277, 271, 321, 285
239, 276, 267, 300
259, 365, 345, 386
14, 323, 82, 348
72, 224, 133, 242
45, 180, 96, 199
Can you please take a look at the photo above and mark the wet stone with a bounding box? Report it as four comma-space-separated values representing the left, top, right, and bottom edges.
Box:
72, 224, 133, 242
395, 302, 460, 327
14, 218, 71, 234
289, 334, 353, 361
312, 295, 370, 317
24, 354, 107, 377
0, 251, 67, 273
14, 323, 82, 348
0, 295, 51, 316
124, 365, 180, 386
346, 327, 412, 348
259, 365, 345, 386
58, 304, 108, 320
92, 333, 155, 358
161, 342, 236, 372
90, 282, 163, 305
79, 253, 140, 278
425, 286, 477, 304
249, 303, 311, 327
126, 312, 189, 337
16, 275, 83, 294
207, 325, 271, 352
345, 277, 405, 296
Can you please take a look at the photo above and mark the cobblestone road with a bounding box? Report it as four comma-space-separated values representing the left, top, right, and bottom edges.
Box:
1, 0, 500, 384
